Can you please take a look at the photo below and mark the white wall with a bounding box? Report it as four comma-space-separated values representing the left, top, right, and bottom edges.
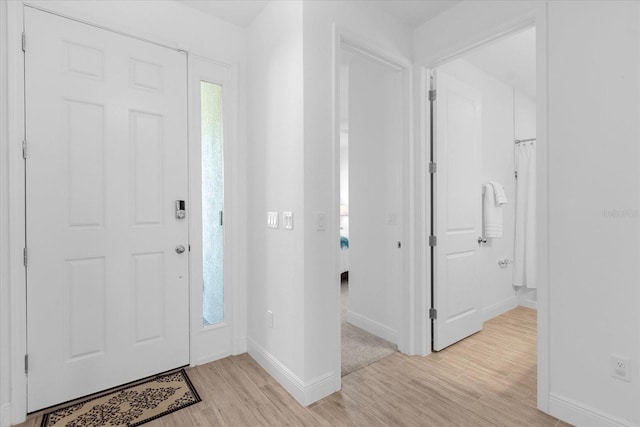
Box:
246, 0, 307, 396
514, 90, 537, 308
547, 3, 640, 425
416, 1, 640, 425
439, 58, 519, 321
1, 2, 247, 424
301, 0, 413, 399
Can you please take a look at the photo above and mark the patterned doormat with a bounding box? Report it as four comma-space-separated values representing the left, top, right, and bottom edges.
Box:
41, 369, 201, 427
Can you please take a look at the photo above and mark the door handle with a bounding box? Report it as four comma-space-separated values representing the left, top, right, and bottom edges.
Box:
175, 245, 186, 254
478, 237, 487, 245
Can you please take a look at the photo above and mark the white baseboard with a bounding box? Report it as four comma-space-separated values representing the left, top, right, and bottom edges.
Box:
483, 296, 518, 321
518, 298, 537, 310
233, 336, 247, 355
1, 403, 10, 427
346, 310, 397, 344
549, 393, 638, 427
247, 338, 338, 406
194, 350, 232, 367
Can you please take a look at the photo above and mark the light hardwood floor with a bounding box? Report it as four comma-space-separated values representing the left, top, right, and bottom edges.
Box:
19, 306, 571, 426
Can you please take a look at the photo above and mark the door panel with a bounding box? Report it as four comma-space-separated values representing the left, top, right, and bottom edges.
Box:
347, 50, 403, 343
433, 70, 483, 351
25, 7, 189, 411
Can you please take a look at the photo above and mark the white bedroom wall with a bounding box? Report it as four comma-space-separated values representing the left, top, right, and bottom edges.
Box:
246, 0, 306, 395
514, 89, 537, 309
438, 58, 518, 321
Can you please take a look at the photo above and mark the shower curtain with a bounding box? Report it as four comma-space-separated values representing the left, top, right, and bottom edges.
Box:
513, 142, 536, 288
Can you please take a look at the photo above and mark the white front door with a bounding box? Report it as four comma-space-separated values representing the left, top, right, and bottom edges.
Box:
25, 7, 189, 411
432, 70, 483, 351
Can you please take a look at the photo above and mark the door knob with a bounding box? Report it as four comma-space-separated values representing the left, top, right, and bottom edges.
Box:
175, 245, 186, 254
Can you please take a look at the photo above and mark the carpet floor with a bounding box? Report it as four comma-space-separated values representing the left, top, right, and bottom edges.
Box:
341, 279, 397, 376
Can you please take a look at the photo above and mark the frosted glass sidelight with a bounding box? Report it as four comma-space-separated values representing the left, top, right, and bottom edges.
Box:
201, 81, 224, 326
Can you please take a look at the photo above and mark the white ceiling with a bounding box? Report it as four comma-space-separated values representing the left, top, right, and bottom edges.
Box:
367, 0, 461, 28
179, 0, 268, 28
462, 28, 537, 98
179, 0, 460, 29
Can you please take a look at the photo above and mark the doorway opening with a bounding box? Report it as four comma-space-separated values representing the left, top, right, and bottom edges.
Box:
337, 44, 405, 376
429, 27, 537, 352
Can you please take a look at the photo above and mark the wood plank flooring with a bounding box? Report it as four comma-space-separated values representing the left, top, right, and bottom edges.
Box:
19, 306, 571, 426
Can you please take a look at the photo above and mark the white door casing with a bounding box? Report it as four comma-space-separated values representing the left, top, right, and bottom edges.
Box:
25, 7, 189, 410
433, 70, 483, 351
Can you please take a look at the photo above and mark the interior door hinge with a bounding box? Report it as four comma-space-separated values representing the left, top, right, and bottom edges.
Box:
21, 32, 26, 52
428, 162, 437, 174
429, 308, 437, 320
23, 247, 27, 267
22, 140, 27, 159
220, 210, 223, 226
24, 354, 28, 373
514, 170, 518, 179
428, 235, 437, 247
428, 89, 436, 101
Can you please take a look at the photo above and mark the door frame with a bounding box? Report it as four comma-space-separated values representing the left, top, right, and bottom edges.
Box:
5, 3, 244, 422
417, 6, 550, 413
332, 25, 414, 383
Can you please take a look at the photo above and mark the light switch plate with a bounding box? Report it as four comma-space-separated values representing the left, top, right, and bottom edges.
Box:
283, 212, 293, 230
317, 212, 326, 231
267, 212, 279, 229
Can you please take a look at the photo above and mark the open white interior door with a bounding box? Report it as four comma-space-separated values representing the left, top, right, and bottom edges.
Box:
25, 7, 189, 410
432, 70, 483, 351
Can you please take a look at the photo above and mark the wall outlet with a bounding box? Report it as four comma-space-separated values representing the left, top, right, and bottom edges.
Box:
610, 355, 631, 382
266, 310, 273, 328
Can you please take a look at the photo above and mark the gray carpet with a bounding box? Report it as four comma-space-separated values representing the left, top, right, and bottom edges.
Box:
341, 279, 397, 376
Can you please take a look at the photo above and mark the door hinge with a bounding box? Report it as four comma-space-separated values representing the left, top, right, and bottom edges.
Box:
23, 247, 27, 267
514, 170, 518, 179
429, 308, 437, 320
22, 140, 27, 159
21, 32, 26, 52
428, 162, 437, 174
220, 210, 223, 226
24, 354, 28, 373
428, 89, 436, 101
428, 235, 437, 247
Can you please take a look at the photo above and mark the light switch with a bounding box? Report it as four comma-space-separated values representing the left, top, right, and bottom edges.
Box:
267, 212, 279, 229
283, 212, 294, 230
317, 212, 326, 231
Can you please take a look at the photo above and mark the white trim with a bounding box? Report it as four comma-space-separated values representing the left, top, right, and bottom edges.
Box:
483, 296, 518, 322
7, 1, 27, 424
0, 403, 10, 427
346, 311, 398, 345
549, 393, 638, 427
247, 338, 338, 407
